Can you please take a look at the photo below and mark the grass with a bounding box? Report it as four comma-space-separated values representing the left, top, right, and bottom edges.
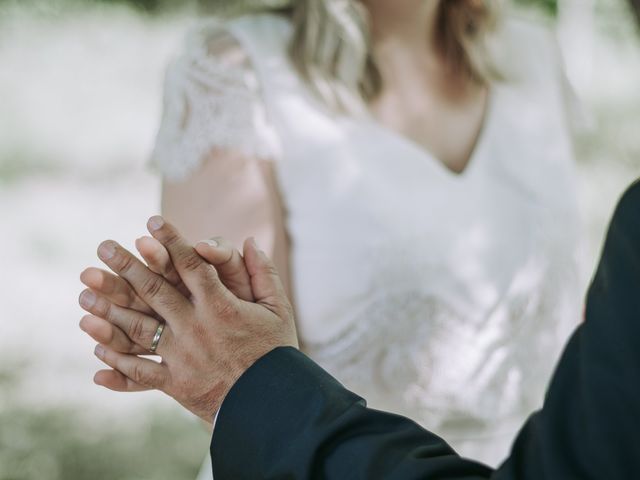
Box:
0, 363, 209, 480
0, 152, 61, 185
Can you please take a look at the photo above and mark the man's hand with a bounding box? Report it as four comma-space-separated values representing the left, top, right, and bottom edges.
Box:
79, 235, 254, 356
78, 216, 298, 422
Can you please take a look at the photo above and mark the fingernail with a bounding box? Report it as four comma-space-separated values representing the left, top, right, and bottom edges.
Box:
148, 216, 164, 232
79, 290, 96, 309
94, 344, 105, 359
98, 241, 116, 260
198, 239, 219, 248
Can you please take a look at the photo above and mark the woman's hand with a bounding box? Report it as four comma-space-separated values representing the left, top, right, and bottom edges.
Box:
79, 217, 298, 422
79, 234, 255, 356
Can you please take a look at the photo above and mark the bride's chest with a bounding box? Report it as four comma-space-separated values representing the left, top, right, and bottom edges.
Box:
369, 84, 488, 175
274, 107, 573, 256
271, 95, 578, 338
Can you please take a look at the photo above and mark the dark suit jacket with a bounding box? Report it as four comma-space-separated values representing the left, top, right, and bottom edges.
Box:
210, 180, 640, 479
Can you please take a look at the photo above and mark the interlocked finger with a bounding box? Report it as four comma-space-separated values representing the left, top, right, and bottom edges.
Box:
94, 345, 169, 391
79, 289, 172, 355
80, 314, 149, 355
96, 239, 191, 327
195, 237, 254, 302
135, 236, 190, 298
94, 368, 151, 393
146, 216, 228, 301
80, 267, 153, 315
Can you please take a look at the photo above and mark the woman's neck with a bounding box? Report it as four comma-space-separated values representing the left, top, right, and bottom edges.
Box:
362, 0, 476, 95
363, 0, 441, 54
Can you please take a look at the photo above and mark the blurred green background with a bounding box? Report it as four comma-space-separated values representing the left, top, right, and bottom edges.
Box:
1, 0, 639, 478
0, 363, 208, 480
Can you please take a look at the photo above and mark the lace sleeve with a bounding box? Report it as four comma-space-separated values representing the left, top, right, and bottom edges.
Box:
150, 22, 277, 181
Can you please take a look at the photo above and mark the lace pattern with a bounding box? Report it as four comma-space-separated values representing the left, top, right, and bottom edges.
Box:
303, 246, 579, 439
150, 22, 277, 181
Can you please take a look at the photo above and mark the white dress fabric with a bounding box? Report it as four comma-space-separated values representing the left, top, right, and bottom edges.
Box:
152, 13, 582, 471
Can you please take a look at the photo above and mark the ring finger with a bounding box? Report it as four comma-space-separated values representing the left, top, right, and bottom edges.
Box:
80, 314, 149, 355
79, 289, 172, 356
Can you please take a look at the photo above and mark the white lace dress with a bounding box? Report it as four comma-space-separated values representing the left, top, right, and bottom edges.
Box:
152, 13, 582, 471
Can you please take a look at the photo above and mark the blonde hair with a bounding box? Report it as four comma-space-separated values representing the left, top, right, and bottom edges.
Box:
206, 0, 502, 112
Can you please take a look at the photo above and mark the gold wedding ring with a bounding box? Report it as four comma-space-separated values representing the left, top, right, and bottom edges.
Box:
149, 323, 165, 353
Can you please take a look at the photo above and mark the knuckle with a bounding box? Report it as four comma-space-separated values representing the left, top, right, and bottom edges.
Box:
215, 297, 240, 320
259, 262, 279, 277
131, 363, 145, 384
102, 302, 116, 323
132, 363, 163, 389
281, 300, 295, 320
94, 297, 112, 320
179, 251, 203, 273
127, 316, 146, 343
151, 371, 166, 390
162, 230, 181, 248
139, 275, 165, 299
260, 292, 293, 321
114, 253, 136, 275
157, 294, 182, 313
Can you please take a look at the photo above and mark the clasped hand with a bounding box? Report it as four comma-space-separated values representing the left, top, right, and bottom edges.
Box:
78, 216, 298, 422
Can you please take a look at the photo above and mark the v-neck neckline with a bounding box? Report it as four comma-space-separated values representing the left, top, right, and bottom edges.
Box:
362, 87, 497, 182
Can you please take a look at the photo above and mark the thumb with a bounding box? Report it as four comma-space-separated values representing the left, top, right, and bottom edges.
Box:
194, 237, 254, 302
243, 237, 291, 314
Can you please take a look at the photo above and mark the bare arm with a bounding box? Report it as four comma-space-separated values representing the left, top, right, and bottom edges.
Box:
161, 148, 292, 300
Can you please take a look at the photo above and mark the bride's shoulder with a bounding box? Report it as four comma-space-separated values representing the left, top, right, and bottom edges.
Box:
163, 16, 267, 103
180, 13, 291, 59
151, 15, 281, 181
165, 13, 291, 88
177, 18, 250, 72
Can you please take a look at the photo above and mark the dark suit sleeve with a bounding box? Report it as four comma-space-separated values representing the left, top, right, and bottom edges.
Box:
494, 180, 640, 480
211, 346, 494, 480
211, 181, 640, 480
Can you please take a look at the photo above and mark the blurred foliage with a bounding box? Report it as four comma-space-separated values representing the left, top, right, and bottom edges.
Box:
0, 0, 561, 16
75, 0, 189, 13
0, 152, 61, 185
514, 0, 558, 15
106, 0, 560, 16
595, 0, 640, 38
0, 0, 195, 15
0, 363, 209, 480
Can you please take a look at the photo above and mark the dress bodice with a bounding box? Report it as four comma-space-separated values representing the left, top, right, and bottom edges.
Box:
227, 14, 581, 465
156, 13, 582, 467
